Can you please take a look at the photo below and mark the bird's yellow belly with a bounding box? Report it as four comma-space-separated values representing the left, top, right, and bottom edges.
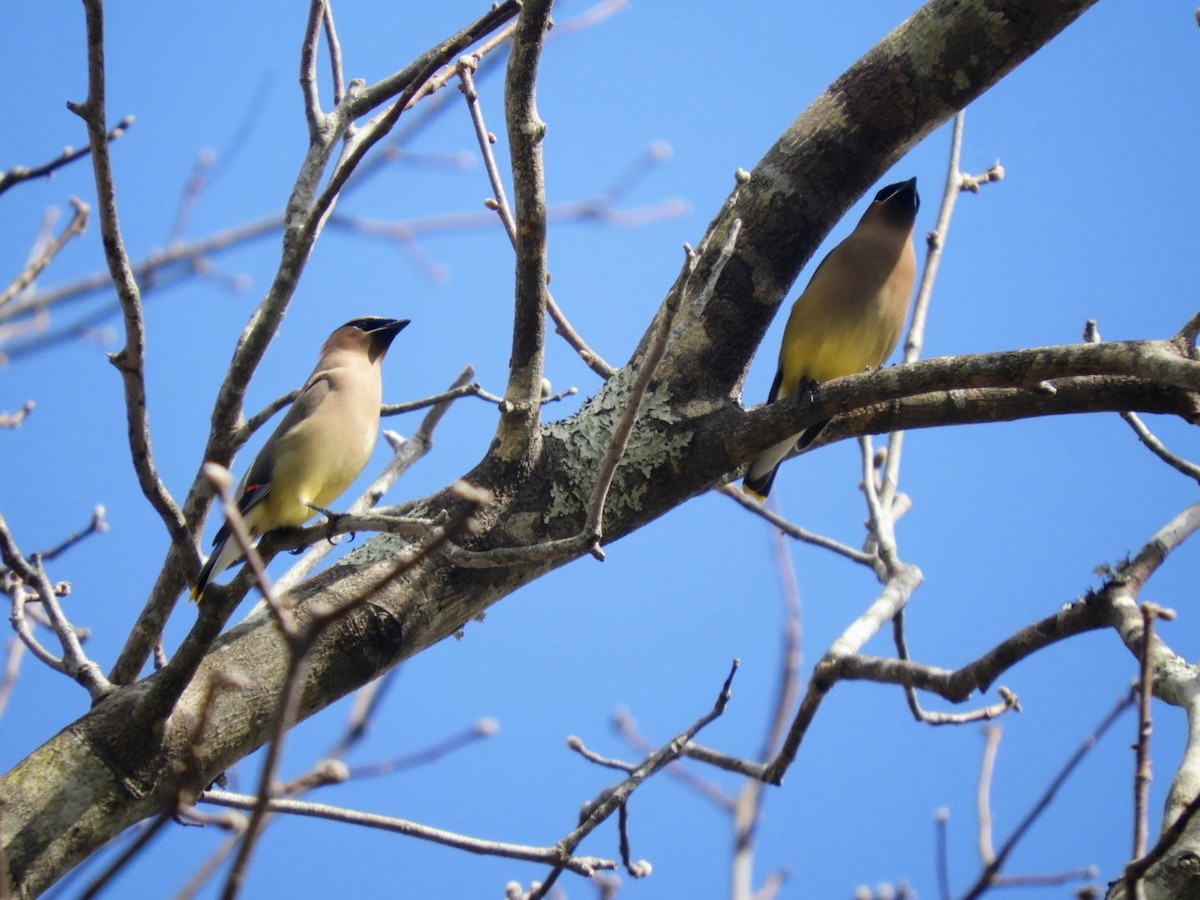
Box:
261, 423, 375, 528
778, 291, 903, 395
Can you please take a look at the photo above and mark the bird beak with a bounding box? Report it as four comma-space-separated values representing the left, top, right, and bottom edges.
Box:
371, 318, 410, 336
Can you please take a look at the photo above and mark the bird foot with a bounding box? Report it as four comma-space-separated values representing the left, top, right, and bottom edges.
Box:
307, 503, 355, 545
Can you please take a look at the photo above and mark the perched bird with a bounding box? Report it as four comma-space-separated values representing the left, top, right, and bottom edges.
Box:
191, 316, 409, 600
743, 178, 919, 501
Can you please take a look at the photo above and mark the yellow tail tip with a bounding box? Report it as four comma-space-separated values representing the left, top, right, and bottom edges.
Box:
741, 483, 767, 503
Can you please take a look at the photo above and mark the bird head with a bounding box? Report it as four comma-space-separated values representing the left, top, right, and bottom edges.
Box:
335, 316, 410, 362
871, 177, 919, 228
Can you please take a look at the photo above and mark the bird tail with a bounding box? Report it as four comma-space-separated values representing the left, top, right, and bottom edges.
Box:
190, 533, 239, 603
742, 436, 794, 502
190, 552, 218, 603
741, 478, 772, 503
742, 417, 832, 501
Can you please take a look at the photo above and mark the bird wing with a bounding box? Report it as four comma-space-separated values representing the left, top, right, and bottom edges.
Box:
209, 373, 334, 547
765, 366, 785, 404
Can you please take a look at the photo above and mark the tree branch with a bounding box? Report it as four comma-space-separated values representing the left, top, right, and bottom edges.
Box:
0, 115, 132, 196
68, 0, 187, 550
495, 0, 554, 459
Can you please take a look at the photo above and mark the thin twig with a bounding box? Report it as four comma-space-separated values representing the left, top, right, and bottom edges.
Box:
717, 485, 874, 566
0, 639, 25, 718
325, 669, 400, 760
877, 116, 1003, 512
1175, 308, 1200, 347
935, 808, 951, 900
1127, 603, 1175, 899
733, 514, 806, 900
201, 789, 615, 876
1133, 610, 1157, 862
77, 812, 173, 900
977, 726, 1001, 865
568, 735, 636, 773
960, 688, 1136, 900
346, 719, 498, 779
0, 198, 90, 311
1120, 412, 1200, 484
0, 115, 133, 196
300, 0, 329, 138
610, 709, 736, 811
323, 2, 346, 108
583, 226, 740, 553
166, 150, 215, 248
0, 402, 34, 429
219, 652, 307, 899
68, 0, 188, 551
38, 505, 108, 563
457, 55, 616, 380
447, 219, 744, 570
220, 482, 489, 897
532, 661, 740, 898
894, 610, 1021, 725
0, 514, 110, 698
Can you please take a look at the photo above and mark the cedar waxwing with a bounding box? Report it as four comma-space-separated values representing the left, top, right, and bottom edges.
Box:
743, 178, 919, 501
191, 316, 409, 600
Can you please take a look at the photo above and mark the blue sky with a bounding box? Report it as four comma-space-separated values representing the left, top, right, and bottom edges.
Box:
3, 1, 1199, 897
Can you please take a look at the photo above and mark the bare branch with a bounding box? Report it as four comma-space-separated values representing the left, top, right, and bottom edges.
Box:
1, 213, 279, 329
0, 513, 110, 699
882, 110, 983, 507
39, 505, 108, 563
457, 55, 617, 380
582, 226, 740, 552
936, 808, 951, 900
68, 0, 187, 550
734, 516, 806, 900
960, 689, 1134, 900
495, 0, 554, 458
323, 3, 346, 108
893, 610, 1022, 725
1175, 308, 1200, 346
300, 0, 329, 137
610, 709, 737, 811
1122, 788, 1200, 890
0, 115, 133, 196
0, 197, 90, 311
532, 660, 740, 898
1121, 412, 1200, 484
718, 485, 875, 566
346, 719, 498, 780
201, 789, 615, 876
977, 726, 1001, 865
1129, 603, 1177, 896
0, 402, 34, 430
0, 639, 25, 719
